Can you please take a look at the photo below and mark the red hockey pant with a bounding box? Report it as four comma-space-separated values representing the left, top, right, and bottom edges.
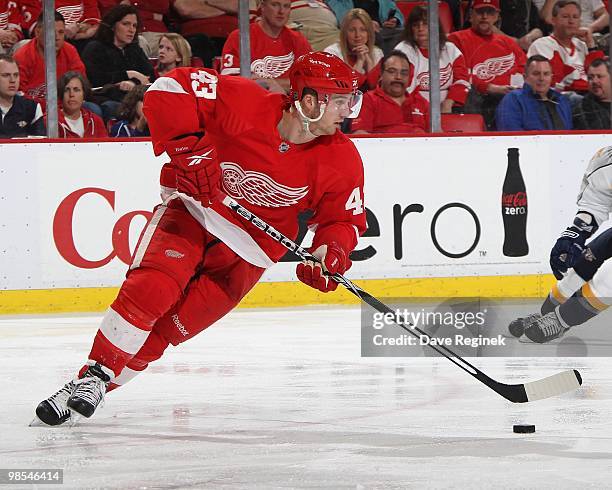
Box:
88, 198, 265, 379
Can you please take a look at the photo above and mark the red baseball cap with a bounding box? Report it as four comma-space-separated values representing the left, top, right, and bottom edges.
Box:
473, 0, 500, 10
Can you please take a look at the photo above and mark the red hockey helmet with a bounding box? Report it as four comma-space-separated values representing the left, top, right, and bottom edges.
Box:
290, 51, 359, 101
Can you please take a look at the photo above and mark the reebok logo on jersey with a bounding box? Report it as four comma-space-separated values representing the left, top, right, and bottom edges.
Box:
172, 314, 189, 337
473, 53, 515, 81
187, 149, 214, 166
221, 161, 309, 208
165, 249, 185, 259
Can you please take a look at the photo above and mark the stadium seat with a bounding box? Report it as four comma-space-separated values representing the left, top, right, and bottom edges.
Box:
396, 1, 454, 33
441, 113, 485, 132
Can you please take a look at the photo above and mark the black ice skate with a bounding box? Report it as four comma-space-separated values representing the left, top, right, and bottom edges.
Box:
35, 380, 77, 426
524, 311, 568, 343
67, 363, 111, 418
508, 313, 541, 338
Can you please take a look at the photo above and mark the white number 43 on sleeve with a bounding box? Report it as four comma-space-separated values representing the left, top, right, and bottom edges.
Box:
345, 187, 364, 215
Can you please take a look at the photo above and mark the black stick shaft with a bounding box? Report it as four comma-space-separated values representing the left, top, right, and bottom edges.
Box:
223, 197, 518, 400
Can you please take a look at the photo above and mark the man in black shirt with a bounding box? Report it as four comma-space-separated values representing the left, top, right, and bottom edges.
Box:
0, 54, 46, 138
573, 57, 611, 130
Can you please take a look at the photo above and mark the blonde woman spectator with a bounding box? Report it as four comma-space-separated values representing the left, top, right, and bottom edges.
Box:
394, 5, 470, 113
324, 8, 383, 90
155, 33, 192, 77
56, 71, 107, 138
109, 85, 149, 137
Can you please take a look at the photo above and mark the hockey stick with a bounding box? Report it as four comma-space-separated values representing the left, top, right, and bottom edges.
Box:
223, 196, 582, 403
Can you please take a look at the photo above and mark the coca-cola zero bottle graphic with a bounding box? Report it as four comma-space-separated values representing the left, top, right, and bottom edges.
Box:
502, 148, 528, 257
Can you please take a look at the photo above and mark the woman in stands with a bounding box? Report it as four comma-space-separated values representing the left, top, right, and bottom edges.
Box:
56, 71, 107, 138
394, 5, 469, 113
324, 8, 383, 91
109, 85, 149, 138
155, 33, 192, 77
81, 4, 154, 121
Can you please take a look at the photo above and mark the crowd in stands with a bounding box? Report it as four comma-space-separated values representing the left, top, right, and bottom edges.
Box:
0, 0, 610, 139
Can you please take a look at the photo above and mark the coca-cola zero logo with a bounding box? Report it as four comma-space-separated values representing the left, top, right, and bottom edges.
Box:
53, 187, 151, 269
502, 192, 527, 214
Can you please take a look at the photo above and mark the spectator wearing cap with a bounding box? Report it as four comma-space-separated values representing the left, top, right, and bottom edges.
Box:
527, 0, 603, 94
573, 57, 611, 129
496, 55, 572, 131
0, 0, 24, 53
13, 11, 87, 107
448, 0, 526, 130
0, 53, 45, 138
462, 0, 545, 51
351, 50, 428, 134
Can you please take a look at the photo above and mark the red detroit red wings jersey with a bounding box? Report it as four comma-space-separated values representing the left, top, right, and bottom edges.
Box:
0, 0, 23, 36
448, 28, 526, 93
220, 22, 312, 79
143, 68, 366, 269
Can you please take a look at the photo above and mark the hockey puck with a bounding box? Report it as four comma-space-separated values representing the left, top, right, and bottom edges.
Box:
513, 424, 535, 434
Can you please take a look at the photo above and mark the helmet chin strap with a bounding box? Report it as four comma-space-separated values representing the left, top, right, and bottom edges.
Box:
294, 99, 327, 134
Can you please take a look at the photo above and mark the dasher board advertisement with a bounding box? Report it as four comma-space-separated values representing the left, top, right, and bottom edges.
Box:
0, 134, 610, 291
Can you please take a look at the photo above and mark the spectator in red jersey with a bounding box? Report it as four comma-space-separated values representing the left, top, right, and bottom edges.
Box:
20, 0, 100, 52
155, 33, 192, 77
55, 70, 107, 138
394, 5, 469, 114
0, 0, 23, 53
527, 1, 603, 95
289, 0, 339, 51
221, 0, 311, 93
324, 8, 383, 91
172, 0, 237, 68
462, 0, 545, 50
13, 11, 87, 106
99, 0, 171, 57
109, 84, 149, 137
351, 50, 428, 134
448, 0, 527, 130
81, 4, 154, 120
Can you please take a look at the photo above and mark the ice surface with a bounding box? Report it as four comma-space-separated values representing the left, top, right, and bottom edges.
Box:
1, 306, 611, 489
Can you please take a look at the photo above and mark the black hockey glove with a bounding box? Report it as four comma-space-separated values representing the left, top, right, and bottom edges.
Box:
550, 213, 598, 280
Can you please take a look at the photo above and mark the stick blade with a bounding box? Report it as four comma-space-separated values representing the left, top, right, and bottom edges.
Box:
523, 369, 582, 402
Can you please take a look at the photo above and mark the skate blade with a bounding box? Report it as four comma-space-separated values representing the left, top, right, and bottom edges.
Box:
29, 411, 82, 428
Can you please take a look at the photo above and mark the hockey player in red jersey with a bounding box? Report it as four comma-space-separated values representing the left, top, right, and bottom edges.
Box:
34, 51, 367, 426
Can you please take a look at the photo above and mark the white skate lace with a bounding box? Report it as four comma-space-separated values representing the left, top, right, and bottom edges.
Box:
541, 315, 563, 339
47, 381, 75, 417
73, 376, 107, 409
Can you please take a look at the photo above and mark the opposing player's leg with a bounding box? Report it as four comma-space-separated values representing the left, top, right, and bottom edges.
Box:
508, 228, 612, 338
36, 199, 207, 425
525, 258, 612, 343
106, 240, 265, 393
